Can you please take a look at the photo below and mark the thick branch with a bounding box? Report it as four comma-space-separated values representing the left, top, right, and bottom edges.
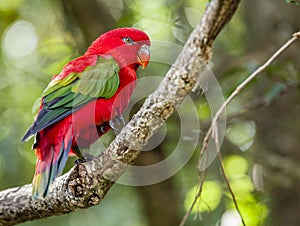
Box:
0, 0, 240, 225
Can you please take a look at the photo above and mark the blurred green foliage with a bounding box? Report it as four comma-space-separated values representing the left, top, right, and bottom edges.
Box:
0, 0, 300, 226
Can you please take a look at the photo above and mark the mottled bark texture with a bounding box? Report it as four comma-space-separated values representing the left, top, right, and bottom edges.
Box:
0, 0, 240, 225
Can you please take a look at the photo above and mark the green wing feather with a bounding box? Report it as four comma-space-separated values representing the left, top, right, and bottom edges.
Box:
71, 57, 119, 98
22, 56, 120, 141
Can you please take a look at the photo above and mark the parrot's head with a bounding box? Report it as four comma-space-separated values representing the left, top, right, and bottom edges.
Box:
86, 27, 151, 70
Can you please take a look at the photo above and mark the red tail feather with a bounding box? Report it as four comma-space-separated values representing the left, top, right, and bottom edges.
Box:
32, 128, 72, 199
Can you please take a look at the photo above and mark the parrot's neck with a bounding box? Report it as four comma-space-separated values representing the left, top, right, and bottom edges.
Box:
118, 67, 137, 89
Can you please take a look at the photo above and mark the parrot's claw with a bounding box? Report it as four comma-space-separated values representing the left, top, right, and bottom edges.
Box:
99, 125, 106, 133
109, 115, 126, 133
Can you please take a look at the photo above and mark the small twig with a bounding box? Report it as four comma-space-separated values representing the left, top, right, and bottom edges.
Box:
210, 31, 300, 226
179, 32, 300, 226
202, 31, 300, 168
212, 31, 299, 224
213, 31, 299, 223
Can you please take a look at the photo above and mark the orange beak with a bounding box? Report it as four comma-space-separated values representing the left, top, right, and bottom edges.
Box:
137, 45, 150, 69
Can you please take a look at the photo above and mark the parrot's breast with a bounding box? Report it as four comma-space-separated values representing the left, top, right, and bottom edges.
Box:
71, 66, 137, 147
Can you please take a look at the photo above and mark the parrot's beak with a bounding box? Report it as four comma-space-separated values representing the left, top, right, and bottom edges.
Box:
137, 45, 150, 69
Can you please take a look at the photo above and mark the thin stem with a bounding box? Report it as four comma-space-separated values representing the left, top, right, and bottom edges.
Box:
216, 146, 246, 226
212, 123, 246, 224
178, 172, 206, 226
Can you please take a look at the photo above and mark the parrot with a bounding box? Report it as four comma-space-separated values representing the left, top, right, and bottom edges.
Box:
22, 27, 150, 199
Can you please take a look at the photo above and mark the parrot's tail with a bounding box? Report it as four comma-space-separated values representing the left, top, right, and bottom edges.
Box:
32, 132, 72, 199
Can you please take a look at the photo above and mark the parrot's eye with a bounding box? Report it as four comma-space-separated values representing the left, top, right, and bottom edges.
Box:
123, 37, 135, 45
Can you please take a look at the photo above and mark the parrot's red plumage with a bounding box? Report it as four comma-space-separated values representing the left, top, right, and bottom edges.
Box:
22, 28, 150, 198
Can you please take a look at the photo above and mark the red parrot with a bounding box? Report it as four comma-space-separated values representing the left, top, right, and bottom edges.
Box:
22, 28, 150, 198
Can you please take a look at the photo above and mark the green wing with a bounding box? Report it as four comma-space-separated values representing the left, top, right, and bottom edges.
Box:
22, 56, 120, 141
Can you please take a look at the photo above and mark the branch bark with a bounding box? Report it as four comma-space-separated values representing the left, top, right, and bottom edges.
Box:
0, 0, 240, 225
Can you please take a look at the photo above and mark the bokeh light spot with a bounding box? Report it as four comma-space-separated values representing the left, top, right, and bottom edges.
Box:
2, 20, 38, 58
221, 210, 242, 226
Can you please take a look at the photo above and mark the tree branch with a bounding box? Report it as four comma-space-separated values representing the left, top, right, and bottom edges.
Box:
0, 0, 240, 225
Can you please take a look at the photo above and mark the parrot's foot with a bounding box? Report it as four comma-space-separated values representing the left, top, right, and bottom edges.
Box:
74, 158, 85, 165
109, 115, 126, 133
83, 153, 95, 161
74, 153, 94, 165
